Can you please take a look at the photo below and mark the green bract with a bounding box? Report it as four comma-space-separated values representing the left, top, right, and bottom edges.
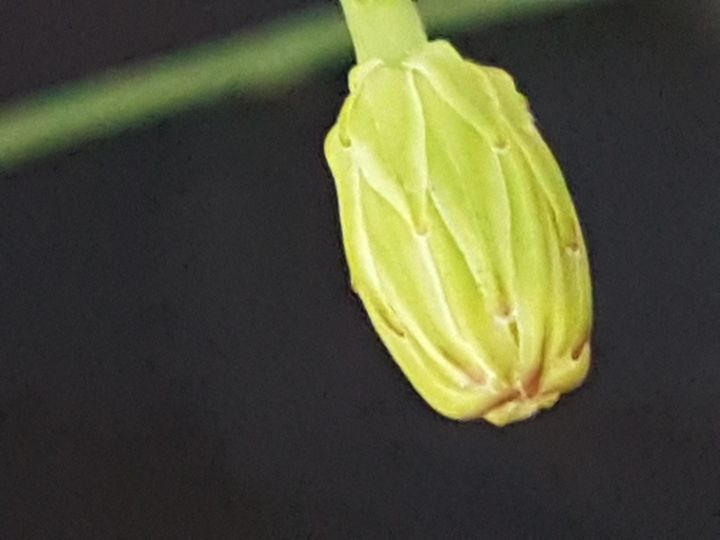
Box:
327, 1, 592, 426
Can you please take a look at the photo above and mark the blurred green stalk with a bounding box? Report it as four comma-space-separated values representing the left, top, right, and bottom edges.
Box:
0, 0, 600, 170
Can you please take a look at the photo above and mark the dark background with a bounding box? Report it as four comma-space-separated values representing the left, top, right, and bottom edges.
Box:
1, 0, 719, 537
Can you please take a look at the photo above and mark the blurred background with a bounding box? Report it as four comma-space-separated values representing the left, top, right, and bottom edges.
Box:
1, 0, 719, 537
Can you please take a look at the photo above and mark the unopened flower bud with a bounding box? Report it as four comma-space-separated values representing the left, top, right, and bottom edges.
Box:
326, 0, 592, 426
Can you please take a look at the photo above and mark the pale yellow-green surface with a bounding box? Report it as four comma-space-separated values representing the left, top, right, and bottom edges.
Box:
327, 0, 592, 426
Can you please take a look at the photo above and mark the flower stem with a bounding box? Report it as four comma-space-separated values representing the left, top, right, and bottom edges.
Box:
0, 6, 347, 171
339, 0, 427, 64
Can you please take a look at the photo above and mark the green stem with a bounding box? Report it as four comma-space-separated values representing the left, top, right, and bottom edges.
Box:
0, 6, 347, 171
0, 0, 605, 171
339, 0, 427, 64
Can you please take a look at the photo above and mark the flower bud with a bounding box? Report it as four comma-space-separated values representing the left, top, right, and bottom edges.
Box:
326, 6, 592, 426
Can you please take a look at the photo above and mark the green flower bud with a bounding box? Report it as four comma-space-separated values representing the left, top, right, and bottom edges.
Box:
326, 0, 592, 426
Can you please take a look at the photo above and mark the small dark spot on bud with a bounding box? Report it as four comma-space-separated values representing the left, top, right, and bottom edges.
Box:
523, 368, 542, 398
566, 240, 581, 254
414, 219, 429, 236
492, 137, 510, 153
508, 320, 520, 347
571, 340, 588, 361
339, 131, 351, 148
378, 306, 406, 338
496, 306, 519, 347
